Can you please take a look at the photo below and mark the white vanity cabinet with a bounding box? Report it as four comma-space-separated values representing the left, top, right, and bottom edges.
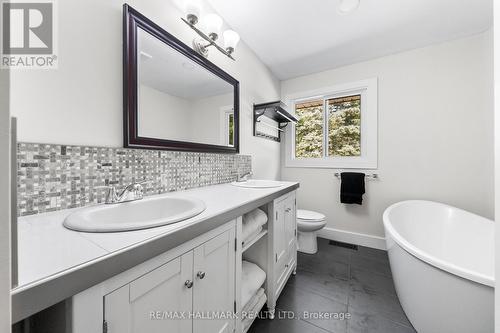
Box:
276, 193, 297, 288
72, 222, 237, 333
71, 189, 298, 333
265, 191, 297, 319
104, 251, 194, 333
192, 229, 236, 333
103, 228, 235, 333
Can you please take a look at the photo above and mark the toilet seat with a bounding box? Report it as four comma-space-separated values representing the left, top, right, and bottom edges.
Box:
297, 210, 326, 233
297, 209, 326, 222
297, 220, 326, 232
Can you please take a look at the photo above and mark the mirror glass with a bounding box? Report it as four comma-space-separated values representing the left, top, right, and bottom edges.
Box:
136, 27, 235, 147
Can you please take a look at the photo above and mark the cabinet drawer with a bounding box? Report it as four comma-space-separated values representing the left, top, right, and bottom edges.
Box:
275, 243, 296, 284
275, 251, 295, 297
275, 256, 288, 288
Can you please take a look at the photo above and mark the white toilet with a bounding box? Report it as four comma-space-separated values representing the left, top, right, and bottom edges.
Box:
296, 209, 327, 254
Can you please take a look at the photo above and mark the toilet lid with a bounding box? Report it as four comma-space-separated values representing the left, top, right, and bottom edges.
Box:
297, 209, 326, 222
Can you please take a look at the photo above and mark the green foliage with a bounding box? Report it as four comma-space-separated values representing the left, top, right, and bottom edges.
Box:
295, 98, 361, 158
295, 106, 323, 158
228, 114, 234, 146
328, 100, 361, 156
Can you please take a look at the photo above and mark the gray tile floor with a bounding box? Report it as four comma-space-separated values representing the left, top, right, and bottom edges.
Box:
248, 238, 416, 333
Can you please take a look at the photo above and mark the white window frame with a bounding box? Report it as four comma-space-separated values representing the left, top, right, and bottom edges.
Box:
284, 78, 378, 169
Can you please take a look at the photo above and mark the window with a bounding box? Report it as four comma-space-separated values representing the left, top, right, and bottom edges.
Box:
295, 100, 324, 158
220, 106, 235, 147
327, 95, 361, 157
227, 113, 234, 146
285, 78, 377, 169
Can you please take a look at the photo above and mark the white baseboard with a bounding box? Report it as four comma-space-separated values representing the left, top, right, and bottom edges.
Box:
317, 227, 386, 250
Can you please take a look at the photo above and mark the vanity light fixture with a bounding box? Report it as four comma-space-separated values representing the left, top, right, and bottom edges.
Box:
203, 13, 223, 41
183, 0, 202, 24
223, 30, 240, 55
181, 1, 240, 60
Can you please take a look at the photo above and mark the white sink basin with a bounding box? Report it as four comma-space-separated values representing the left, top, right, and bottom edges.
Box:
63, 196, 206, 232
231, 179, 284, 188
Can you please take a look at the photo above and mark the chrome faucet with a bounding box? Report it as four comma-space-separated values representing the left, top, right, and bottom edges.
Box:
103, 180, 149, 204
237, 171, 253, 182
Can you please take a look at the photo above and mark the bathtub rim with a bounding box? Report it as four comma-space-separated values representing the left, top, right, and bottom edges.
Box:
383, 200, 494, 287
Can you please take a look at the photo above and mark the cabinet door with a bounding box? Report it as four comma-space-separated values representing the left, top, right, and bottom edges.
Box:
193, 229, 236, 333
104, 252, 193, 333
284, 195, 297, 252
274, 200, 288, 288
274, 200, 287, 265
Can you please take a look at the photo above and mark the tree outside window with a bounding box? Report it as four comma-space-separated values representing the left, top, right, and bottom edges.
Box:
294, 95, 361, 158
228, 113, 234, 146
327, 95, 361, 156
295, 100, 323, 158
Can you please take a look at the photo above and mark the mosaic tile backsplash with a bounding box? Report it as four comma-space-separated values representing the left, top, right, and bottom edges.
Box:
17, 142, 251, 216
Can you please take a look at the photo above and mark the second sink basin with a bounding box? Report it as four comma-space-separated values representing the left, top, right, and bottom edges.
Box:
231, 179, 284, 188
63, 196, 206, 232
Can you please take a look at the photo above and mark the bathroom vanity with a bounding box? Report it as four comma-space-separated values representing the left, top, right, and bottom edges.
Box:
11, 5, 300, 332
13, 182, 299, 333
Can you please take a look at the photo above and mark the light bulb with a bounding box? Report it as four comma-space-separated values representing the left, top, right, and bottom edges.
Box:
184, 0, 202, 25
204, 13, 223, 41
223, 30, 240, 54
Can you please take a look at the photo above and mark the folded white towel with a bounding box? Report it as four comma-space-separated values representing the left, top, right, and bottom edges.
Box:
241, 261, 266, 308
242, 209, 268, 241
242, 226, 263, 246
242, 288, 265, 313
242, 292, 267, 333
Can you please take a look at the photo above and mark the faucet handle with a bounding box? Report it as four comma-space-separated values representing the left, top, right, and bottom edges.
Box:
128, 179, 151, 189
96, 181, 151, 204
94, 185, 122, 204
237, 171, 253, 182
102, 186, 118, 204
131, 183, 145, 199
127, 179, 152, 199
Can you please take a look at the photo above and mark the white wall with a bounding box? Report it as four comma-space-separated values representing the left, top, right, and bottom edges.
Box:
139, 85, 234, 145
494, 1, 500, 330
0, 58, 11, 330
281, 32, 494, 241
138, 84, 193, 142
190, 92, 233, 145
9, 0, 282, 180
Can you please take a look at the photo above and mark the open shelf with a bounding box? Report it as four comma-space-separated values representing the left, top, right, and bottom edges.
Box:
253, 101, 298, 142
242, 229, 268, 253
253, 101, 298, 123
242, 293, 267, 333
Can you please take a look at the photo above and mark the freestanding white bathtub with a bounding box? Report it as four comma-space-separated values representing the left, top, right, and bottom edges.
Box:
383, 200, 494, 333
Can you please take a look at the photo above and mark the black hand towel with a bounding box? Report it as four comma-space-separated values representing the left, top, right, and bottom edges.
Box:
340, 172, 365, 205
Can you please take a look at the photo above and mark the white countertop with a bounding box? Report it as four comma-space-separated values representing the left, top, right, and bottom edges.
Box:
13, 181, 299, 321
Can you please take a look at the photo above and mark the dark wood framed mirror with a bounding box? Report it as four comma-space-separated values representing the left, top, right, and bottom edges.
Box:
123, 4, 240, 153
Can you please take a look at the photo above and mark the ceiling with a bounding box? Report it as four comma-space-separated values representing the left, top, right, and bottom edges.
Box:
207, 0, 493, 80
